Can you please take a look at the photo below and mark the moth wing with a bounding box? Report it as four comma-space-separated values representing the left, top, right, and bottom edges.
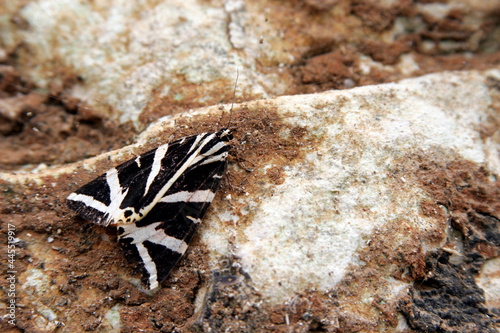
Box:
118, 146, 229, 289
66, 134, 204, 226
67, 131, 230, 289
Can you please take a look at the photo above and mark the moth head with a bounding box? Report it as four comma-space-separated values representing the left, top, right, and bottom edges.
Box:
114, 208, 143, 225
217, 128, 233, 142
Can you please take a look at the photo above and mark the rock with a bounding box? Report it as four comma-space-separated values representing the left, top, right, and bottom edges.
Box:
1, 70, 499, 332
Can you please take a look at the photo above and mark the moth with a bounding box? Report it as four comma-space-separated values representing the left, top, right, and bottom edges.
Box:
67, 129, 233, 289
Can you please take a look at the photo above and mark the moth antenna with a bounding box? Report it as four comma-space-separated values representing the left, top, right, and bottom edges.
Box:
227, 68, 239, 129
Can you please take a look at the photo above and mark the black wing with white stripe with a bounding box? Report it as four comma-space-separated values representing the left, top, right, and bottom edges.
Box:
67, 129, 232, 289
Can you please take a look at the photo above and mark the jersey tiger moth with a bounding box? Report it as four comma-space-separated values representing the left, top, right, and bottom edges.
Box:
67, 128, 233, 290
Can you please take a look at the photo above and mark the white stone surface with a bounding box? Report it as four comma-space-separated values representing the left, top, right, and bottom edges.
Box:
2, 0, 274, 126
2, 0, 496, 131
102, 304, 122, 333
200, 70, 500, 301
476, 256, 500, 308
